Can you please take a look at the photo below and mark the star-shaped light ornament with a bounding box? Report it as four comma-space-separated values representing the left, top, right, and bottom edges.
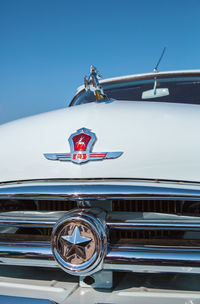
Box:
61, 226, 92, 260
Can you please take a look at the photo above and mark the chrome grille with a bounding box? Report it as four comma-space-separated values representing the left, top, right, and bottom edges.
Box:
109, 229, 184, 243
111, 199, 195, 241
112, 199, 184, 214
1, 182, 200, 274
38, 200, 77, 211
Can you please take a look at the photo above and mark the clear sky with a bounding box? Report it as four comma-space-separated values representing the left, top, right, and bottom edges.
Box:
0, 296, 52, 304
1, 0, 200, 124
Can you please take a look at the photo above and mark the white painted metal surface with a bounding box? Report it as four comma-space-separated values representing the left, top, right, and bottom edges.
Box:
0, 100, 200, 182
1, 268, 200, 304
0, 266, 78, 303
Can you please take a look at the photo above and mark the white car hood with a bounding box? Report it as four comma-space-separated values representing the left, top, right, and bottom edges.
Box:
0, 100, 200, 183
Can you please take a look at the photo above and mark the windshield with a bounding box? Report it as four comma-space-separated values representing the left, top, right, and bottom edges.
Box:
71, 76, 200, 106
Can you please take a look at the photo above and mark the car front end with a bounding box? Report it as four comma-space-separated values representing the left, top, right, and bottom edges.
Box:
1, 68, 200, 303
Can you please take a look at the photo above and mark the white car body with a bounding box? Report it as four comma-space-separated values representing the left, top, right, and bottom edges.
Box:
1, 99, 200, 182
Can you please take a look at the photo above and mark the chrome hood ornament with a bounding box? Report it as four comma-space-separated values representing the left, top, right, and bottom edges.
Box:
44, 127, 123, 164
51, 209, 107, 276
84, 65, 107, 101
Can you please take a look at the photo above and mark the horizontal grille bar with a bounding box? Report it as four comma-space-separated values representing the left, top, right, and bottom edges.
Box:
107, 220, 200, 231
0, 242, 52, 260
107, 212, 200, 231
1, 241, 200, 273
105, 244, 200, 269
0, 211, 65, 228
1, 184, 200, 200
108, 222, 200, 230
1, 211, 200, 231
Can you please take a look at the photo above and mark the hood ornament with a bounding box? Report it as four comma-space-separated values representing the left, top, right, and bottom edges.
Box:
84, 65, 107, 101
44, 127, 123, 164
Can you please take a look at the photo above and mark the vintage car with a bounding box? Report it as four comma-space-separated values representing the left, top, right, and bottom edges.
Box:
1, 67, 200, 303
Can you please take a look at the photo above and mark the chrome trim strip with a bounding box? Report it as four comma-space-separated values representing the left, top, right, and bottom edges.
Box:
0, 242, 53, 260
0, 220, 55, 228
1, 178, 200, 186
106, 219, 200, 231
2, 242, 200, 273
1, 184, 200, 200
0, 211, 65, 228
108, 222, 200, 231
105, 245, 200, 269
107, 212, 200, 231
1, 210, 200, 231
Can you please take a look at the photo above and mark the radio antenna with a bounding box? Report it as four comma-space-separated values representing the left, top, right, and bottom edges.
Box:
153, 47, 167, 73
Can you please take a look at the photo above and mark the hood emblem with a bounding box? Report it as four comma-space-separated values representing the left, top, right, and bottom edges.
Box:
44, 127, 123, 164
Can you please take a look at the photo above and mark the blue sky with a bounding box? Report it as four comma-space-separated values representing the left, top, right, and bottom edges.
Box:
0, 0, 200, 124
0, 296, 52, 304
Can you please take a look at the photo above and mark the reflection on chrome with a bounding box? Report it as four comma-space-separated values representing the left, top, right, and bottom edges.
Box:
1, 183, 200, 275
1, 241, 200, 273
1, 183, 200, 200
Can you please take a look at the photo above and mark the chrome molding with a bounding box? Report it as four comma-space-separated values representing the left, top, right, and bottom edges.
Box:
0, 242, 53, 260
105, 244, 200, 269
108, 221, 200, 231
0, 211, 64, 228
1, 184, 200, 200
2, 242, 200, 274
107, 212, 200, 231
1, 211, 200, 231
